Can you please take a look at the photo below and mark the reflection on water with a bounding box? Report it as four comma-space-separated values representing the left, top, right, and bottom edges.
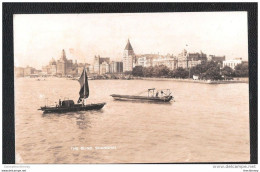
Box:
42, 110, 105, 130
15, 78, 250, 163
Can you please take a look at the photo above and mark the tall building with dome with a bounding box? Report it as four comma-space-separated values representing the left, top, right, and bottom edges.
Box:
42, 49, 77, 76
49, 58, 57, 74
123, 39, 135, 72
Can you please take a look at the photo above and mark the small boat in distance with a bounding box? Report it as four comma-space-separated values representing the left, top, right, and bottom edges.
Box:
38, 68, 106, 113
111, 88, 173, 102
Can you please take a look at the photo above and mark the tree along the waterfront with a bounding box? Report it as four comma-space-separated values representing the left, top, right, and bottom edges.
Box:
189, 61, 222, 80
132, 66, 143, 77
153, 65, 170, 77
143, 66, 154, 77
234, 63, 248, 77
221, 66, 234, 79
132, 61, 248, 80
132, 65, 188, 78
171, 67, 189, 78
124, 71, 133, 75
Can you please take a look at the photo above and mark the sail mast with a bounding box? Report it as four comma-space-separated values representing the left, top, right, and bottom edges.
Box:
84, 67, 86, 98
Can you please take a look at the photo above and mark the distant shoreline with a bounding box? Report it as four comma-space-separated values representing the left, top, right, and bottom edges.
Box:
18, 76, 249, 84
132, 77, 249, 84
69, 76, 249, 84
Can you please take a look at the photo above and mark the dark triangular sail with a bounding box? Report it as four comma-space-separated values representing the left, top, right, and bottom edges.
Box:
78, 68, 89, 103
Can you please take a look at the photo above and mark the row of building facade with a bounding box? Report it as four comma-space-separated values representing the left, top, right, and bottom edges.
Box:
122, 39, 227, 71
15, 66, 40, 77
122, 39, 247, 71
15, 39, 247, 77
92, 55, 123, 75
15, 49, 124, 77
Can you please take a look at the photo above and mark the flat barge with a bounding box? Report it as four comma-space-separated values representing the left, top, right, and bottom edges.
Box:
111, 88, 173, 102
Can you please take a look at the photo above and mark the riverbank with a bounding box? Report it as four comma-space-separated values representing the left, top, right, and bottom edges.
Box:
133, 77, 249, 84
18, 75, 249, 84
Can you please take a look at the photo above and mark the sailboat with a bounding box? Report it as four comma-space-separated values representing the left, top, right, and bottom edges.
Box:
38, 68, 106, 113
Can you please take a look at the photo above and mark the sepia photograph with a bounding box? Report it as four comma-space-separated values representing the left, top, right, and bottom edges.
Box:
12, 11, 251, 164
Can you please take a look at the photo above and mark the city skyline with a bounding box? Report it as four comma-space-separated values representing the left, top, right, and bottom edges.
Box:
14, 12, 248, 69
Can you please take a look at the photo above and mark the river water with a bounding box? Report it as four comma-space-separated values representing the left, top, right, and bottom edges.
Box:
15, 77, 250, 163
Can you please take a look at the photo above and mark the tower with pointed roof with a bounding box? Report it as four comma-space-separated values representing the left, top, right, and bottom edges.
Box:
57, 49, 67, 76
123, 39, 135, 72
60, 49, 67, 61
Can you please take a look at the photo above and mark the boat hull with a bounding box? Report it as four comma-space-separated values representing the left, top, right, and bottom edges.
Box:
111, 94, 173, 102
39, 103, 106, 114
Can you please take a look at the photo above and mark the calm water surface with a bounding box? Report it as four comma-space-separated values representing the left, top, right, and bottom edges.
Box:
15, 78, 250, 163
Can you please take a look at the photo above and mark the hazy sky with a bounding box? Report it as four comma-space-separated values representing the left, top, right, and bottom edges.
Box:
14, 12, 248, 69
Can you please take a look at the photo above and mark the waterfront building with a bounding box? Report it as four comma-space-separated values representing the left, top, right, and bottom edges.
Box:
152, 54, 178, 70
77, 63, 91, 75
72, 60, 78, 75
177, 49, 188, 68
42, 49, 78, 76
105, 62, 109, 74
109, 61, 123, 73
208, 55, 226, 64
93, 55, 110, 74
14, 67, 24, 77
94, 56, 100, 74
65, 59, 73, 75
56, 49, 77, 76
122, 39, 180, 71
187, 60, 202, 68
56, 49, 74, 76
42, 58, 54, 75
33, 69, 42, 76
42, 66, 51, 75
177, 49, 207, 69
24, 66, 35, 76
56, 49, 67, 75
137, 56, 149, 67
136, 54, 157, 67
88, 65, 94, 74
100, 61, 110, 74
123, 39, 135, 72
223, 58, 242, 69
188, 51, 207, 61
49, 58, 57, 75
